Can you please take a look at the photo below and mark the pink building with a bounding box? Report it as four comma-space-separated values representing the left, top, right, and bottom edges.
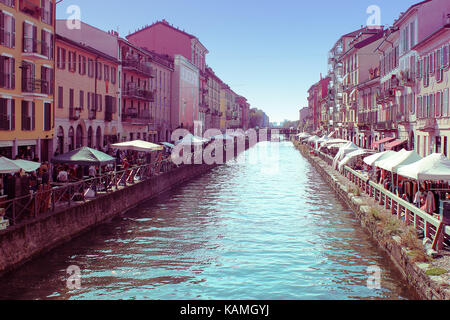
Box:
127, 20, 209, 133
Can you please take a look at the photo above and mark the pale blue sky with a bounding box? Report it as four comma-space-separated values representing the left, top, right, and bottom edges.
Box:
56, 0, 419, 123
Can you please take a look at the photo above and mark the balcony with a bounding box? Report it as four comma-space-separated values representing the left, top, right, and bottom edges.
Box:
122, 108, 153, 125
0, 0, 15, 8
122, 83, 155, 102
22, 78, 49, 95
23, 38, 49, 59
122, 57, 156, 78
20, 0, 42, 19
416, 118, 437, 132
88, 109, 96, 120
375, 121, 396, 131
396, 113, 409, 125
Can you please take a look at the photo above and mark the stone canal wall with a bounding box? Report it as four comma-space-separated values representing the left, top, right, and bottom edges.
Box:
0, 164, 217, 277
295, 143, 450, 300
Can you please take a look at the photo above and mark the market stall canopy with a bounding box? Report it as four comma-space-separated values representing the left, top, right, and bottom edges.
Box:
51, 147, 116, 166
384, 139, 407, 151
0, 157, 41, 174
320, 139, 349, 149
212, 134, 234, 141
338, 149, 376, 171
175, 134, 210, 145
333, 142, 359, 169
161, 142, 175, 149
397, 153, 450, 181
376, 150, 422, 173
307, 135, 319, 143
373, 136, 396, 149
13, 159, 41, 172
111, 140, 164, 152
297, 132, 311, 138
363, 150, 397, 166
315, 136, 331, 149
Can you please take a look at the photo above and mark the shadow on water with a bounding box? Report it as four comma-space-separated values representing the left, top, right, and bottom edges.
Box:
0, 142, 421, 300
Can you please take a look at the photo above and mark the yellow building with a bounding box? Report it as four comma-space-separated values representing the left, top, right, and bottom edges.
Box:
54, 34, 119, 154
0, 0, 55, 161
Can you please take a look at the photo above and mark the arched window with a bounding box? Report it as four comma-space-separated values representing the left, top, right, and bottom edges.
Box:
68, 127, 75, 151
76, 125, 83, 149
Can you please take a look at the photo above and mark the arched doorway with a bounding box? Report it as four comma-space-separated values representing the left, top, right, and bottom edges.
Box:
76, 125, 84, 149
57, 126, 64, 155
96, 126, 102, 150
87, 127, 93, 148
68, 127, 75, 151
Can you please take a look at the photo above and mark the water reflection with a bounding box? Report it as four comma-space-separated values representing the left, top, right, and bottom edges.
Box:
0, 142, 419, 300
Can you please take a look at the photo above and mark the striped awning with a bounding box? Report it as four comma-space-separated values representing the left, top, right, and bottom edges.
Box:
384, 139, 407, 151
373, 136, 396, 148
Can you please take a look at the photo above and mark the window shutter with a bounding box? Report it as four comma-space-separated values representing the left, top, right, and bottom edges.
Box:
31, 102, 35, 130
21, 100, 26, 131
50, 34, 53, 59
11, 98, 14, 131
444, 89, 449, 118
41, 29, 45, 56
0, 56, 4, 88
11, 58, 15, 89
22, 21, 25, 52
11, 17, 15, 48
0, 12, 4, 46
32, 25, 37, 53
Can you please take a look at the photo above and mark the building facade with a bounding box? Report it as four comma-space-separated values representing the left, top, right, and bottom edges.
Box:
54, 34, 119, 154
0, 0, 56, 161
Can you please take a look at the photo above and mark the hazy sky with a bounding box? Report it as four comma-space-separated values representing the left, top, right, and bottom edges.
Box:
56, 0, 420, 123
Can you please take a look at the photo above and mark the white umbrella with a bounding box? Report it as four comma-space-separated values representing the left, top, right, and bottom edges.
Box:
376, 150, 422, 173
338, 149, 375, 171
333, 142, 359, 170
13, 159, 41, 172
363, 150, 397, 166
397, 153, 450, 181
111, 140, 163, 152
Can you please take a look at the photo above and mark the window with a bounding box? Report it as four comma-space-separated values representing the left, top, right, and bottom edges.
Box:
41, 0, 53, 26
0, 97, 14, 131
417, 96, 422, 118
40, 66, 52, 95
41, 29, 53, 58
104, 64, 109, 81
96, 62, 102, 80
444, 88, 449, 117
429, 93, 435, 118
111, 67, 116, 84
79, 90, 84, 110
436, 91, 442, 118
68, 51, 76, 72
57, 47, 66, 69
0, 56, 15, 89
0, 10, 16, 48
22, 22, 37, 53
69, 88, 74, 109
96, 94, 102, 112
0, 0, 15, 8
58, 86, 63, 108
88, 59, 94, 77
443, 45, 449, 69
43, 102, 51, 131
21, 100, 35, 131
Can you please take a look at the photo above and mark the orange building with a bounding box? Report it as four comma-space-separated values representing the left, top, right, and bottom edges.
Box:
0, 0, 55, 161
54, 34, 119, 154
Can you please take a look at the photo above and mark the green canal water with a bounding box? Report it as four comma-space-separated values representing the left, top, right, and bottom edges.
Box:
0, 141, 420, 300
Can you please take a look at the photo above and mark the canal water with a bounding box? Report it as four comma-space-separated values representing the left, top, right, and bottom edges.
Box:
0, 141, 419, 300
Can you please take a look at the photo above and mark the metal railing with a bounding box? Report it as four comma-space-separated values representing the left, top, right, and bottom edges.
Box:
341, 159, 448, 251
311, 146, 447, 251
0, 159, 178, 228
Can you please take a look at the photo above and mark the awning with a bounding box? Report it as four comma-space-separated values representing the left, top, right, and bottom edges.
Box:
111, 140, 163, 152
0, 157, 41, 174
373, 136, 396, 148
51, 147, 116, 166
384, 139, 407, 151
